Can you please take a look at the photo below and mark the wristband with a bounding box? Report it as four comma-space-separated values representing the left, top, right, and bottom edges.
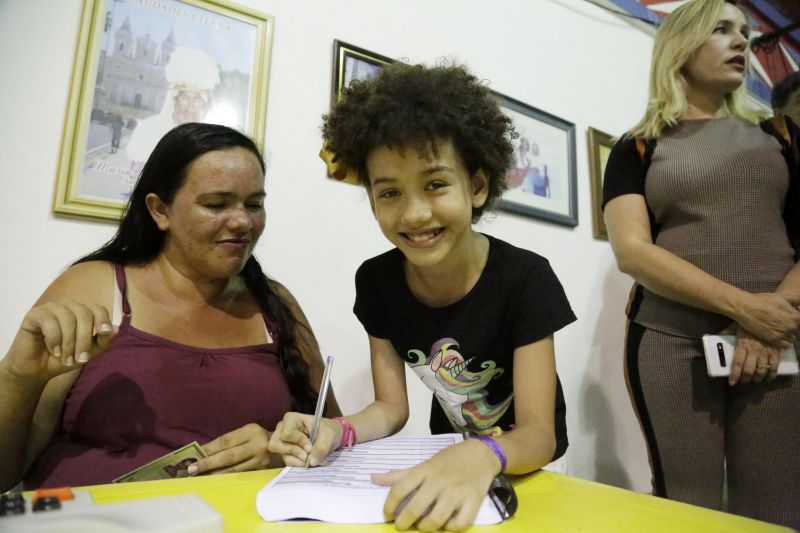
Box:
471, 434, 507, 473
334, 417, 357, 450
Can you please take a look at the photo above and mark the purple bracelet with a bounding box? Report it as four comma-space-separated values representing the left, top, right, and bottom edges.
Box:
471, 434, 507, 473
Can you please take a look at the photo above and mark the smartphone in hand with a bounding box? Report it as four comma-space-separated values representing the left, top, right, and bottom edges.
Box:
701, 334, 799, 377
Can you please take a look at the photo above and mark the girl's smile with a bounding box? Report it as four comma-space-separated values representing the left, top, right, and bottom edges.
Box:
402, 227, 445, 247
366, 139, 487, 272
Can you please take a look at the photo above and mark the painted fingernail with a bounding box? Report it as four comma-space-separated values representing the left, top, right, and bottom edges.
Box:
53, 346, 62, 358
65, 356, 75, 367
77, 352, 89, 363
187, 464, 198, 476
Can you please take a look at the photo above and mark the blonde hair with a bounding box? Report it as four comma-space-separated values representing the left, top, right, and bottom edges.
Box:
630, 0, 765, 139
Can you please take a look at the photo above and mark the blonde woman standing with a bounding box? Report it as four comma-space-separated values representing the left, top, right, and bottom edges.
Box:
603, 0, 800, 527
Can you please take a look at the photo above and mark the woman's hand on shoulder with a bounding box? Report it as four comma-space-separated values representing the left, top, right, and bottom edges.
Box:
371, 439, 499, 532
192, 423, 275, 475
1, 300, 117, 384
268, 413, 341, 467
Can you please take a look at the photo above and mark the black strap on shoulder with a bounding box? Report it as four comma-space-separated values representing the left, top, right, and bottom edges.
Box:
768, 115, 791, 146
633, 136, 656, 173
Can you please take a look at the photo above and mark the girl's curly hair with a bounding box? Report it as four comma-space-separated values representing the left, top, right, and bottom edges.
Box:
322, 62, 515, 221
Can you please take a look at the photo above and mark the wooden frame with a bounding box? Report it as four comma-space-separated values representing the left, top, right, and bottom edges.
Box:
53, 0, 274, 221
587, 127, 615, 240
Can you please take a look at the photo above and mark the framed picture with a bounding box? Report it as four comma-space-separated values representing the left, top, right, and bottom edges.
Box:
331, 40, 394, 105
53, 0, 274, 222
324, 40, 393, 184
587, 127, 615, 240
494, 92, 578, 227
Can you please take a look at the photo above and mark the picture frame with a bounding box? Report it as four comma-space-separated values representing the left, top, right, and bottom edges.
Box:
587, 127, 615, 240
331, 40, 394, 106
53, 0, 274, 222
325, 40, 394, 184
494, 92, 578, 227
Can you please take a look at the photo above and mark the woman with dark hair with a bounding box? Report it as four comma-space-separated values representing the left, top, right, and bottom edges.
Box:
0, 122, 338, 490
603, 0, 800, 526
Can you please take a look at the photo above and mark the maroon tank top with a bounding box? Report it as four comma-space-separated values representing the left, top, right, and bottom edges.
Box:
24, 264, 293, 488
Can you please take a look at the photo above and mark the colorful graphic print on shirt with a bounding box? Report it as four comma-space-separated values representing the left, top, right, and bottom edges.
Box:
407, 337, 512, 433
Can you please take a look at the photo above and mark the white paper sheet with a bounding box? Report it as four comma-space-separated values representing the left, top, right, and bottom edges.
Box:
256, 434, 503, 524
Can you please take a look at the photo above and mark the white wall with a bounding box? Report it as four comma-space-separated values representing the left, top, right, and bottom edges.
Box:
0, 0, 655, 492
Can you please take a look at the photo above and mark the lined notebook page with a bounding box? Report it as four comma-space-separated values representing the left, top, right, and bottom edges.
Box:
256, 434, 502, 524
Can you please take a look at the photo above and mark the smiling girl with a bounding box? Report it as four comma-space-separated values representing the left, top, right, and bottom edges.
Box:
269, 63, 576, 532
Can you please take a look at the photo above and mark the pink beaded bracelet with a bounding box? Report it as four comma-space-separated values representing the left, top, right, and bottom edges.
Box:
471, 434, 507, 473
334, 417, 357, 450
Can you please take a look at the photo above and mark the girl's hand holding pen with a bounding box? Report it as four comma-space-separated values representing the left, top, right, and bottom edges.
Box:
268, 414, 342, 467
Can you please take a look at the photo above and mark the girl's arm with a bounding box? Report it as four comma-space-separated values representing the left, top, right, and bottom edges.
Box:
372, 336, 557, 532
341, 335, 409, 442
268, 335, 409, 467
605, 193, 800, 345
491, 336, 558, 472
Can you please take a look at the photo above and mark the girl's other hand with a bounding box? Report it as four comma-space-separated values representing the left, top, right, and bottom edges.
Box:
371, 439, 500, 532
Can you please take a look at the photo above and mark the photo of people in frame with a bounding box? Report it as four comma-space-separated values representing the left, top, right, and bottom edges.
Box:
492, 92, 577, 227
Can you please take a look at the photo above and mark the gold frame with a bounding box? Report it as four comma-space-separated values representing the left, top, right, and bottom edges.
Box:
53, 0, 274, 222
587, 127, 615, 240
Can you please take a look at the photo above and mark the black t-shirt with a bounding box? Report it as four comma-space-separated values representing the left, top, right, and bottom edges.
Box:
353, 234, 576, 460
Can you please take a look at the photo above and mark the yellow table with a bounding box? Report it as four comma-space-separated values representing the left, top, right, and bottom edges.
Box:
84, 469, 789, 532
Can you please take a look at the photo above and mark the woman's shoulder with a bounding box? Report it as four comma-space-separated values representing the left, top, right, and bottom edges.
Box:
266, 277, 294, 306
38, 260, 116, 306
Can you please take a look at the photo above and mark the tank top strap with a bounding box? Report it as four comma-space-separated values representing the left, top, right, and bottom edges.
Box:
113, 263, 132, 317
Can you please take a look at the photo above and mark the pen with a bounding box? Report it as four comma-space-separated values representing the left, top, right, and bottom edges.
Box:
306, 355, 333, 467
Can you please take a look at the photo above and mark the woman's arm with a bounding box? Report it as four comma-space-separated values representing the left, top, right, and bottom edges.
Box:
271, 282, 342, 418
0, 262, 116, 491
605, 193, 800, 345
